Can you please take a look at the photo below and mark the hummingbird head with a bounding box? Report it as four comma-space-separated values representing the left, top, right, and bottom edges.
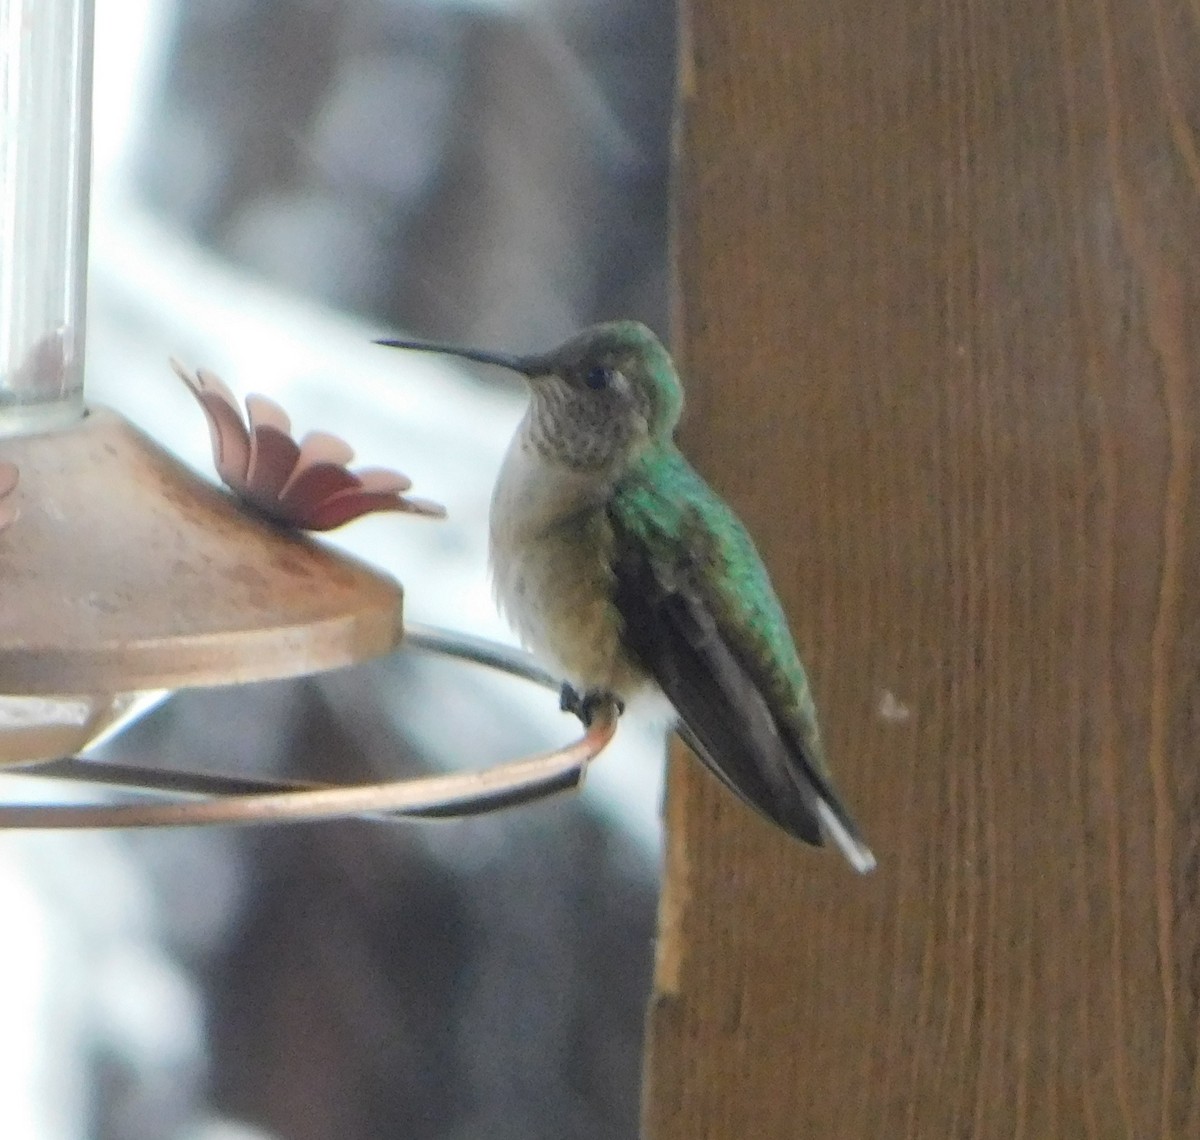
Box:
376, 320, 682, 471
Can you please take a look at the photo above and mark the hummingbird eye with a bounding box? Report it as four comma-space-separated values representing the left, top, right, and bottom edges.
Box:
584, 365, 615, 391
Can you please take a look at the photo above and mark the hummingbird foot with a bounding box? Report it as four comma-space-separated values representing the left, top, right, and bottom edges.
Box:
559, 683, 624, 727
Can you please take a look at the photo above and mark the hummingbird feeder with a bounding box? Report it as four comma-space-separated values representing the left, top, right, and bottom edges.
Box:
0, 0, 616, 828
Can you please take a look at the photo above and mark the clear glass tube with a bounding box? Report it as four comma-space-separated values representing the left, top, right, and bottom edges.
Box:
0, 0, 93, 435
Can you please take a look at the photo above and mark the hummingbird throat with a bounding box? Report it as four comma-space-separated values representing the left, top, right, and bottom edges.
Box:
525, 384, 636, 472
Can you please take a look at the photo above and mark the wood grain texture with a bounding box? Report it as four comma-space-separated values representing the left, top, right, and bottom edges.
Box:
643, 0, 1200, 1136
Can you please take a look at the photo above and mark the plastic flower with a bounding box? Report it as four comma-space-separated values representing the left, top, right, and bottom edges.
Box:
0, 462, 17, 533
170, 359, 446, 531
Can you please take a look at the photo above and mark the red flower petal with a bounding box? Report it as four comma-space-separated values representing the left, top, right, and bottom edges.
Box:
244, 393, 291, 436
303, 490, 445, 531
171, 359, 251, 488
278, 431, 357, 502
295, 430, 355, 469
245, 423, 301, 500
394, 496, 447, 519
352, 467, 414, 494
277, 462, 361, 513
169, 359, 446, 531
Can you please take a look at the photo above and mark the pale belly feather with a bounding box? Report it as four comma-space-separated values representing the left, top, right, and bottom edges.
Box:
489, 432, 647, 695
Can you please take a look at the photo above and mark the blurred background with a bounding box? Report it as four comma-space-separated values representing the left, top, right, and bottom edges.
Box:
2, 1, 675, 1137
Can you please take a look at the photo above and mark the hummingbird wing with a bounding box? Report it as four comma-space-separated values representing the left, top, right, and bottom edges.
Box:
609, 454, 875, 872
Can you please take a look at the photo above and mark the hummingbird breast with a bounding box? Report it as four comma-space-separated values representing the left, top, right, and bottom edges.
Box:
489, 431, 646, 695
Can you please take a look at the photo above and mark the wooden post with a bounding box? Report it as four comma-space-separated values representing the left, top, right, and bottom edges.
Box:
644, 0, 1200, 1136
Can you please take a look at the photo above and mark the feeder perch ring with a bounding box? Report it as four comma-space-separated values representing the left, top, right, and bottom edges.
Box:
0, 625, 620, 830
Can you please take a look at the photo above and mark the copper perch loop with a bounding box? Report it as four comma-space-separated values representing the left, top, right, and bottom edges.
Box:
0, 625, 619, 830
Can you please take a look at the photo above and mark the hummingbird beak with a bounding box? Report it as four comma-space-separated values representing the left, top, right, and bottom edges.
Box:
374, 337, 547, 378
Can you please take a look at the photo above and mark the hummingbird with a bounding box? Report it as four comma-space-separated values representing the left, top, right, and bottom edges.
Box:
376, 321, 875, 872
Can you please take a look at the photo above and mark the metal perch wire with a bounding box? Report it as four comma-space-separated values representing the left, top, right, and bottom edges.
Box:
0, 625, 619, 830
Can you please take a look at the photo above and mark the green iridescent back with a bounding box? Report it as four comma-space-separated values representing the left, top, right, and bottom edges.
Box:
609, 442, 829, 773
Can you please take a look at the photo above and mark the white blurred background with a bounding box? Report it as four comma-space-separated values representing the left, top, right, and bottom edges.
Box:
1, 2, 674, 1136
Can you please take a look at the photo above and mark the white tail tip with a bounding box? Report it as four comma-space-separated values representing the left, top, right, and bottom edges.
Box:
816, 800, 877, 874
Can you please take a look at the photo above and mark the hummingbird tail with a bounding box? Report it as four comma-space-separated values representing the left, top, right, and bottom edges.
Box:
606, 510, 877, 872
814, 799, 877, 874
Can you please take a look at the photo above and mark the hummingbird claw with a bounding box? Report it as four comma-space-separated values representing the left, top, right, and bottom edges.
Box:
559, 682, 582, 716
560, 684, 624, 727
